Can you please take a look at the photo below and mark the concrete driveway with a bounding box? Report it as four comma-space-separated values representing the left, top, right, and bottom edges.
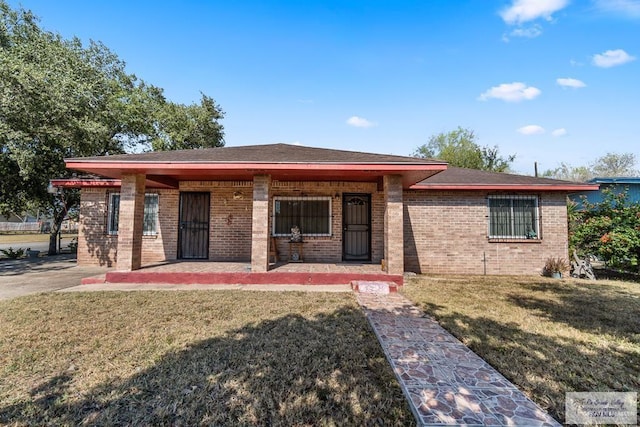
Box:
0, 254, 108, 301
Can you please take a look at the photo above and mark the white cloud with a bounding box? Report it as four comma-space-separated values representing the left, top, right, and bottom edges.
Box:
570, 59, 584, 67
503, 24, 543, 41
500, 0, 570, 24
593, 0, 640, 18
346, 116, 376, 128
478, 82, 541, 102
517, 125, 546, 135
552, 128, 567, 137
592, 49, 636, 67
509, 25, 543, 38
556, 77, 586, 88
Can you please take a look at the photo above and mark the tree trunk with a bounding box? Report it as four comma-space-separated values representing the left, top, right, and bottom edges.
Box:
47, 210, 66, 256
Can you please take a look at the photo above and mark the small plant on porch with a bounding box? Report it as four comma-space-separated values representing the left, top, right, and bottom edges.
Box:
542, 257, 570, 278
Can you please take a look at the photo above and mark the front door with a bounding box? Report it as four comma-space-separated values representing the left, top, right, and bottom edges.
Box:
178, 192, 210, 259
343, 194, 371, 261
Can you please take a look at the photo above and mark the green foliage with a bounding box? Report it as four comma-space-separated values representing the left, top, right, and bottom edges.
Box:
413, 126, 515, 172
570, 188, 640, 271
543, 152, 638, 182
0, 247, 25, 259
152, 94, 225, 151
592, 152, 638, 177
0, 1, 224, 253
541, 163, 593, 182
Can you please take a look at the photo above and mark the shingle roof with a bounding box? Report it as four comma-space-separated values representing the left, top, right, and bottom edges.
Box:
416, 166, 590, 187
70, 143, 444, 165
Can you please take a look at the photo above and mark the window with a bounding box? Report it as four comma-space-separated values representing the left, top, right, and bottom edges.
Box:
107, 193, 159, 236
273, 196, 331, 236
488, 195, 539, 239
108, 193, 120, 235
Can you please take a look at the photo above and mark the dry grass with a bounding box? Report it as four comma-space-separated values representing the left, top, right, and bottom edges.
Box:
0, 233, 76, 244
402, 275, 640, 423
0, 291, 413, 426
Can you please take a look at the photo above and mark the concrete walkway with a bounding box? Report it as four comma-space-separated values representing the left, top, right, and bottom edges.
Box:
356, 292, 560, 427
0, 254, 108, 301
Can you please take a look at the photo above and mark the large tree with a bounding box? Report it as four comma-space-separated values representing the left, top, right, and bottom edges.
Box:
591, 152, 638, 177
543, 152, 638, 182
413, 127, 515, 172
0, 1, 225, 254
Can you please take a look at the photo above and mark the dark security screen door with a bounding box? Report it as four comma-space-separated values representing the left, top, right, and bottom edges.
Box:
178, 192, 210, 259
343, 194, 371, 261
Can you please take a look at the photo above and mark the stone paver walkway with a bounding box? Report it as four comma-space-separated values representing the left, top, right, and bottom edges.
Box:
356, 292, 560, 426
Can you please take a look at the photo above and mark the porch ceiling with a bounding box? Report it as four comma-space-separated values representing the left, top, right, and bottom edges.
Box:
63, 161, 447, 189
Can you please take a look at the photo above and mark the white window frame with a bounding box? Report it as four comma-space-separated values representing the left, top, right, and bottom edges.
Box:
107, 192, 159, 236
487, 195, 540, 240
272, 196, 332, 237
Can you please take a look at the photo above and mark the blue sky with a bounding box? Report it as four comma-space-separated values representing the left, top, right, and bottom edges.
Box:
8, 0, 639, 174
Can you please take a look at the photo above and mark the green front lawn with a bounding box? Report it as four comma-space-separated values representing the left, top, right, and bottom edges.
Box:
0, 291, 413, 426
402, 275, 640, 423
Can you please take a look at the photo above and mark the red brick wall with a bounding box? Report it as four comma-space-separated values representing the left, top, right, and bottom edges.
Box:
180, 181, 253, 262
79, 182, 570, 275
270, 181, 384, 263
78, 188, 178, 267
143, 189, 178, 264
78, 181, 385, 267
78, 188, 118, 267
403, 190, 569, 275
117, 174, 146, 270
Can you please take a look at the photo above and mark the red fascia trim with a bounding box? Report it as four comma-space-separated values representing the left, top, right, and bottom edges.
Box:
64, 161, 446, 172
50, 178, 121, 188
409, 184, 601, 191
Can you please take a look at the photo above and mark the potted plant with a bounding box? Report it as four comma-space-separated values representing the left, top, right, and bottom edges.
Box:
543, 257, 569, 278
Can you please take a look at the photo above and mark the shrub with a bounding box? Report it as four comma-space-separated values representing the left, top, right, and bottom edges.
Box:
543, 257, 570, 277
1, 247, 25, 259
570, 188, 640, 272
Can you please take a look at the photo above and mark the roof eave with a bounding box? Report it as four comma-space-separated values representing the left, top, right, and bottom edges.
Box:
409, 184, 601, 191
50, 178, 176, 189
64, 160, 444, 169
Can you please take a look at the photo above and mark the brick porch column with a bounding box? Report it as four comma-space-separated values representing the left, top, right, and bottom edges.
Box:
251, 174, 271, 272
384, 174, 404, 275
117, 173, 146, 271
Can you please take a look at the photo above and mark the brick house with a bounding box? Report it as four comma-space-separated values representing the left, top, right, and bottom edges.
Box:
53, 144, 597, 279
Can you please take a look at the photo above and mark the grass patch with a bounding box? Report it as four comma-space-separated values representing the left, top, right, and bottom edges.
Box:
0, 291, 413, 426
0, 233, 76, 245
402, 275, 640, 423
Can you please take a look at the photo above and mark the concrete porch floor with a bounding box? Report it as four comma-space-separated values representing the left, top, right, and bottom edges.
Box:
83, 260, 404, 286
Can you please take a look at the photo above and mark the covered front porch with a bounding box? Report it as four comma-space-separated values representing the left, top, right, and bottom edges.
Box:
58, 144, 448, 282
82, 260, 403, 286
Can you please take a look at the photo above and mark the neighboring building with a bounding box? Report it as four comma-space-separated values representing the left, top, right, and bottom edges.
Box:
52, 144, 597, 276
569, 177, 640, 208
